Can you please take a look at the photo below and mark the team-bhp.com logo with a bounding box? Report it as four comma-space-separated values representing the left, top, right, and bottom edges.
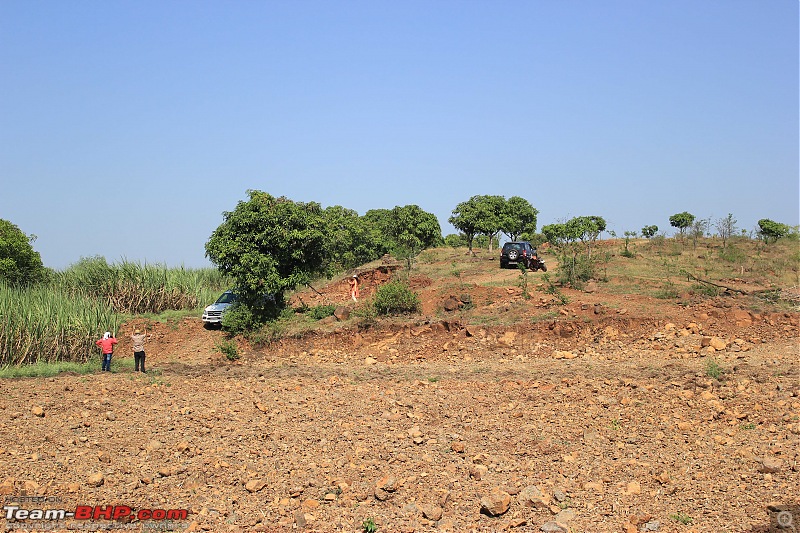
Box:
4, 503, 189, 528
769, 504, 799, 533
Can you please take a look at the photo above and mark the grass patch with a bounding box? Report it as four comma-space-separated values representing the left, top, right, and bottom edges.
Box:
531, 311, 560, 323
214, 338, 239, 361
0, 359, 98, 378
361, 517, 378, 533
306, 304, 337, 320
669, 511, 693, 525
705, 358, 724, 380
654, 280, 680, 299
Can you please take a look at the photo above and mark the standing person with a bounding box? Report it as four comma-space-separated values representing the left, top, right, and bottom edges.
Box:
347, 274, 360, 302
131, 328, 148, 373
95, 331, 118, 372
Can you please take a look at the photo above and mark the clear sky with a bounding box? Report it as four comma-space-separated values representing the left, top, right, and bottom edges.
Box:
1, 1, 797, 269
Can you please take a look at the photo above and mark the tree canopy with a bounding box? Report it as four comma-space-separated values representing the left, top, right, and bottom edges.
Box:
450, 195, 537, 252
757, 219, 790, 243
321, 205, 383, 271
641, 225, 658, 238
499, 196, 538, 241
0, 219, 47, 286
669, 212, 695, 238
365, 205, 443, 254
204, 191, 329, 305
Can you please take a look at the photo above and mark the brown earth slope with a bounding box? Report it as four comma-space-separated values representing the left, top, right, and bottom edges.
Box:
1, 250, 798, 533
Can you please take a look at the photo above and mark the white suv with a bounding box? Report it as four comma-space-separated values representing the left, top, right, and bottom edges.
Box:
202, 290, 236, 326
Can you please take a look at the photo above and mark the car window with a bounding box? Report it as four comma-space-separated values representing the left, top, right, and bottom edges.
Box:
215, 292, 236, 304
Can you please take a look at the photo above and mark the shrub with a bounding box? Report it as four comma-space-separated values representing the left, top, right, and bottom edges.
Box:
222, 303, 272, 335
373, 281, 420, 315
308, 304, 336, 320
361, 517, 378, 533
215, 338, 239, 361
690, 283, 721, 297
248, 321, 283, 347
705, 358, 724, 380
654, 280, 680, 299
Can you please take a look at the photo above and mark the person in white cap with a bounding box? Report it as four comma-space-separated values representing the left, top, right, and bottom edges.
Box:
95, 331, 118, 372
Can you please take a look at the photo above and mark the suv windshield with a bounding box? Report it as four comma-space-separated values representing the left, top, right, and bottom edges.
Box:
215, 292, 236, 304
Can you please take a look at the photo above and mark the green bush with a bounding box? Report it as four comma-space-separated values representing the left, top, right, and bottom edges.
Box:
690, 282, 721, 297
705, 358, 724, 380
373, 281, 421, 315
308, 304, 337, 320
214, 338, 239, 361
248, 321, 283, 347
654, 280, 680, 299
717, 244, 746, 263
220, 304, 260, 335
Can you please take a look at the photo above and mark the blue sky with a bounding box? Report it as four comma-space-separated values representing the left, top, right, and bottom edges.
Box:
1, 1, 797, 269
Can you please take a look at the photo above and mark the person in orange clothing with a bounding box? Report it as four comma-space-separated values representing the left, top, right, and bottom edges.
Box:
347, 275, 360, 302
95, 331, 118, 372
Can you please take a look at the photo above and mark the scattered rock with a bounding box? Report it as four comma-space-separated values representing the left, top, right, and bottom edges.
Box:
245, 479, 267, 493
469, 464, 488, 480
86, 473, 104, 487
480, 487, 511, 516
443, 297, 461, 312
519, 484, 551, 508
760, 457, 784, 473
31, 406, 44, 417
419, 503, 443, 521
499, 331, 517, 346
541, 521, 569, 532
624, 481, 641, 495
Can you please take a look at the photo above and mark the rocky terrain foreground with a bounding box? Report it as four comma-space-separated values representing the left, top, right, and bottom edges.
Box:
1, 258, 798, 533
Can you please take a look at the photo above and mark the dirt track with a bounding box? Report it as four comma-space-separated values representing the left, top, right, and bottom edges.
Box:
1, 262, 799, 533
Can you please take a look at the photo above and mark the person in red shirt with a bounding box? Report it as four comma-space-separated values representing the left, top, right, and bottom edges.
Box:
95, 331, 118, 372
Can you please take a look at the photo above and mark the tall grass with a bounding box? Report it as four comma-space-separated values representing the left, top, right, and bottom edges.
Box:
1, 258, 230, 366
56, 257, 228, 314
0, 282, 119, 365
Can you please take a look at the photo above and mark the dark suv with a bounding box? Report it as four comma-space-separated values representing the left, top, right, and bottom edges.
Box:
500, 241, 546, 271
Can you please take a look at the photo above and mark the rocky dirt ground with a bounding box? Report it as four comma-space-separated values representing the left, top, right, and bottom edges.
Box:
1, 254, 798, 533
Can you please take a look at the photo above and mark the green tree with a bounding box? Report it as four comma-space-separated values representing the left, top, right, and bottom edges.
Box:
444, 233, 469, 248
0, 219, 47, 286
714, 214, 737, 250
363, 208, 393, 250
449, 195, 504, 253
566, 215, 606, 259
204, 191, 328, 309
669, 212, 695, 239
690, 217, 709, 248
757, 219, 790, 243
542, 215, 607, 285
322, 206, 383, 271
387, 205, 442, 272
499, 196, 538, 241
641, 225, 658, 239
622, 230, 637, 257
448, 199, 482, 253
542, 221, 583, 285
389, 204, 442, 252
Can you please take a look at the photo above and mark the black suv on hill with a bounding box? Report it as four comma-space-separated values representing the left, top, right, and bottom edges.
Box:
500, 241, 546, 271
